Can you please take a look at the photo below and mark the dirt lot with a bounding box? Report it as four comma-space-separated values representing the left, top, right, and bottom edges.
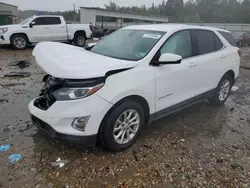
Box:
0, 45, 250, 188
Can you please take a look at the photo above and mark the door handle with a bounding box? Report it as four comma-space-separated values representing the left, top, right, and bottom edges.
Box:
44, 27, 49, 29
189, 62, 197, 68
61, 26, 65, 28
220, 54, 226, 58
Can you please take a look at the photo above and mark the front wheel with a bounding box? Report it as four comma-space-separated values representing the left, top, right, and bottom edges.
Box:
100, 101, 144, 152
11, 34, 28, 50
210, 74, 233, 105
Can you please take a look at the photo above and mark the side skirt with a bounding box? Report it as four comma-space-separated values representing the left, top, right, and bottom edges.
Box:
149, 89, 215, 123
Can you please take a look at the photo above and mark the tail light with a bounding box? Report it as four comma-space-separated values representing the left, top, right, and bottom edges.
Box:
89, 25, 93, 32
238, 49, 241, 57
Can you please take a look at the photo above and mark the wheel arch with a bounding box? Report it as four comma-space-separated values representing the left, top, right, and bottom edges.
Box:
10, 33, 30, 43
98, 95, 151, 140
224, 70, 235, 84
74, 30, 87, 39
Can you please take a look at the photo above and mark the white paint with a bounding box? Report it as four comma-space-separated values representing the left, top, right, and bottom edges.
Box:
29, 24, 240, 146
0, 15, 92, 46
158, 53, 182, 63
33, 42, 138, 79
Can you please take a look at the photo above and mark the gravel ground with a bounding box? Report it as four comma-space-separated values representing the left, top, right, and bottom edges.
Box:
0, 44, 250, 188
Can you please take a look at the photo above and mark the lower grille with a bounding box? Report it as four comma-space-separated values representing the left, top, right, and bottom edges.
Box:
31, 115, 54, 133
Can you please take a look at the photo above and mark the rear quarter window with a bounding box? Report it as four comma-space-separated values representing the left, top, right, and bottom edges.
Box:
219, 31, 237, 47
194, 30, 219, 55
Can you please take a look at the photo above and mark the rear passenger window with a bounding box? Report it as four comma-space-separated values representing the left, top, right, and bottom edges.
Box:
194, 30, 216, 55
219, 31, 237, 47
46, 17, 61, 25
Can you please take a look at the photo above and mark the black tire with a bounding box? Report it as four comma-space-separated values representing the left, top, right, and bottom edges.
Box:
100, 100, 145, 152
210, 74, 233, 105
11, 34, 28, 50
74, 34, 86, 47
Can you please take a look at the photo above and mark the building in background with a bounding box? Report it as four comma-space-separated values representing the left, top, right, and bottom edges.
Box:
80, 7, 168, 29
0, 2, 18, 26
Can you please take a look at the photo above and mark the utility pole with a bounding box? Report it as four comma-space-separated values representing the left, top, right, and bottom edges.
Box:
73, 1, 76, 22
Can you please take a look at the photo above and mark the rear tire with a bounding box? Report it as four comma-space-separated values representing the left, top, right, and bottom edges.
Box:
11, 34, 28, 50
74, 34, 86, 47
100, 100, 144, 152
210, 74, 233, 105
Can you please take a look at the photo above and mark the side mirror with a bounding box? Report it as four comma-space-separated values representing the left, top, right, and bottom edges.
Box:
87, 42, 97, 48
29, 21, 35, 28
158, 53, 182, 65
85, 42, 97, 51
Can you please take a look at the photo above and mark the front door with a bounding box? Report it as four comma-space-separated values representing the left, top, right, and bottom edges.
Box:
28, 17, 47, 42
154, 30, 199, 112
28, 17, 67, 42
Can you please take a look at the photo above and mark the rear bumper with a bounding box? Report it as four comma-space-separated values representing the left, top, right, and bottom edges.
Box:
31, 114, 97, 146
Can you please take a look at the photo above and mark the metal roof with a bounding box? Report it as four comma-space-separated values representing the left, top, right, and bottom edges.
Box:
0, 1, 18, 7
80, 7, 168, 19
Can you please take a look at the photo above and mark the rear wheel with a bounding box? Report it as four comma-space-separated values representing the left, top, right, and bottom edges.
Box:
210, 74, 233, 105
100, 100, 144, 152
74, 34, 86, 47
11, 34, 28, 50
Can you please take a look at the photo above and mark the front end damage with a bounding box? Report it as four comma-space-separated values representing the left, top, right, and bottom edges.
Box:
34, 75, 105, 111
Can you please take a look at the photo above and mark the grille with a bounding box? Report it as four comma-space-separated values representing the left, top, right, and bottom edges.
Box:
31, 115, 51, 131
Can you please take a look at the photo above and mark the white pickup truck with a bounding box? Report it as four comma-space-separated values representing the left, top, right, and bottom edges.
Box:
0, 15, 92, 49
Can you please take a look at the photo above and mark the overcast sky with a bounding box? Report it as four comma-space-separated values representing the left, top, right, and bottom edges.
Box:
1, 0, 168, 11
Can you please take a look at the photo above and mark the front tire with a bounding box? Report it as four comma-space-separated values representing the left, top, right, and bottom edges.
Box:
100, 100, 145, 152
210, 74, 233, 105
11, 34, 28, 50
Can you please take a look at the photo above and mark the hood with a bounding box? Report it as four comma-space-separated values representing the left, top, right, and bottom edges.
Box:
0, 24, 22, 29
33, 42, 138, 79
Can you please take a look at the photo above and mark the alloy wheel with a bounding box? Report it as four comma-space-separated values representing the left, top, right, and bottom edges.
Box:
219, 80, 231, 101
113, 109, 140, 144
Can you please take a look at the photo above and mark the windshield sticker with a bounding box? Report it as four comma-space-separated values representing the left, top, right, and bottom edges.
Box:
142, 33, 162, 39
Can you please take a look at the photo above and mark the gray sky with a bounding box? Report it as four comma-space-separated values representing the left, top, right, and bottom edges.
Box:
1, 0, 167, 11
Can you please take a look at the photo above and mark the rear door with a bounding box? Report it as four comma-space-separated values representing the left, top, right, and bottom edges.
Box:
191, 29, 226, 94
44, 17, 67, 41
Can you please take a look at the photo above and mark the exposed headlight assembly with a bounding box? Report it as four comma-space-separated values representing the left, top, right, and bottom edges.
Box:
53, 84, 104, 101
0, 28, 8, 34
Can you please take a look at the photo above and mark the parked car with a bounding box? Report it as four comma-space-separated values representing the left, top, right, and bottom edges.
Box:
232, 31, 250, 47
91, 26, 105, 38
0, 15, 92, 49
29, 24, 240, 152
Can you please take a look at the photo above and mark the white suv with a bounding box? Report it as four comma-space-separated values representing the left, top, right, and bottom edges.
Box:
29, 24, 240, 151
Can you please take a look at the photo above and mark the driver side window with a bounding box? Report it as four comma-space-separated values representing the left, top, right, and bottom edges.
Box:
32, 17, 46, 25
160, 30, 193, 59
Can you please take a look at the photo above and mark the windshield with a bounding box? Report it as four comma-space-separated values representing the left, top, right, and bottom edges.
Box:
91, 29, 165, 61
20, 17, 33, 25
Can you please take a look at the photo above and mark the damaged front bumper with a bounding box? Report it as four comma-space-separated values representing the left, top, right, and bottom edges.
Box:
28, 76, 113, 146
31, 114, 97, 146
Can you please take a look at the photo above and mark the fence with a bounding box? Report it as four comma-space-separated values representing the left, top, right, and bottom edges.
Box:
188, 23, 250, 32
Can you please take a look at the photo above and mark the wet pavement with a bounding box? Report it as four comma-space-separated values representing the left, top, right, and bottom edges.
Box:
0, 45, 250, 188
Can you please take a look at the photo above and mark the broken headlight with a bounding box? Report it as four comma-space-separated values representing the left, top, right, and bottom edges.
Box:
53, 84, 104, 101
